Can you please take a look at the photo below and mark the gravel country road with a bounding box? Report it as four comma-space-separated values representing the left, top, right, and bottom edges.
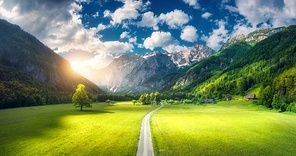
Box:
136, 104, 163, 156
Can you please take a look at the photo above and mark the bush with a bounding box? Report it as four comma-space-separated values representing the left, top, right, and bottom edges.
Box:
252, 100, 259, 105
286, 103, 296, 113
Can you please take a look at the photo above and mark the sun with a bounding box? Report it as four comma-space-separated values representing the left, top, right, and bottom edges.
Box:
71, 61, 83, 71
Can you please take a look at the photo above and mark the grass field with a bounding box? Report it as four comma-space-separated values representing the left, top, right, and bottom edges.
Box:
151, 100, 296, 156
0, 102, 156, 156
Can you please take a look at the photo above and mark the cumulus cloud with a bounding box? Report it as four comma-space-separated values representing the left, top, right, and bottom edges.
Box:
204, 20, 228, 51
180, 25, 198, 42
80, 53, 115, 70
120, 31, 130, 39
183, 0, 200, 9
201, 12, 212, 19
129, 36, 137, 43
143, 31, 178, 50
120, 31, 137, 43
159, 9, 190, 29
231, 23, 257, 36
109, 0, 143, 25
0, 0, 133, 69
98, 41, 133, 55
235, 0, 296, 27
138, 11, 159, 30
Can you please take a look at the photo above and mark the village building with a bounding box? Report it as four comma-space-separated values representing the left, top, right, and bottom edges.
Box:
246, 94, 257, 100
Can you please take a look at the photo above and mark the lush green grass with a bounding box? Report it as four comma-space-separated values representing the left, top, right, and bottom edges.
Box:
151, 100, 296, 156
0, 102, 156, 156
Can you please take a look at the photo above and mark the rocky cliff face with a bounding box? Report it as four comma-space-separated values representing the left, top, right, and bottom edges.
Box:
91, 44, 214, 93
166, 44, 214, 67
220, 27, 283, 50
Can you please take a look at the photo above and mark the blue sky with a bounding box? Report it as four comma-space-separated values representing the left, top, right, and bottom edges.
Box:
0, 0, 296, 69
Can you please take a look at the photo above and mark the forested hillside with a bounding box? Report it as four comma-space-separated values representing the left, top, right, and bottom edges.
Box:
167, 26, 296, 111
0, 19, 104, 109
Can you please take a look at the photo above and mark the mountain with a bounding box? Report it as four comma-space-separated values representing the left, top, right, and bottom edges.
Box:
170, 42, 252, 92
83, 44, 213, 94
166, 25, 296, 110
220, 27, 283, 51
166, 44, 214, 67
0, 19, 104, 109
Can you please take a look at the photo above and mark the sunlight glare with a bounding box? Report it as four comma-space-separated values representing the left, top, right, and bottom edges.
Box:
71, 61, 83, 71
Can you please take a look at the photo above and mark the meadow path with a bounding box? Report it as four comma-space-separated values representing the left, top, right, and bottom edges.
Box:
136, 103, 163, 156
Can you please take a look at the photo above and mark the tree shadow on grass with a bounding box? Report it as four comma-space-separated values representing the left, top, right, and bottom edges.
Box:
73, 109, 114, 114
0, 103, 115, 155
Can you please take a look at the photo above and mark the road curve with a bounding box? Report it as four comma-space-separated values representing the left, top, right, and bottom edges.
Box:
137, 103, 163, 156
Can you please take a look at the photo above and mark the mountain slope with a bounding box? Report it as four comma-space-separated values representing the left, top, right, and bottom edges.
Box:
167, 25, 296, 108
94, 53, 178, 93
88, 44, 213, 94
220, 27, 283, 51
169, 41, 252, 92
0, 19, 104, 109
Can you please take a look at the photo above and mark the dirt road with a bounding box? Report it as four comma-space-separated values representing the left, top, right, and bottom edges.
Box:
136, 104, 163, 156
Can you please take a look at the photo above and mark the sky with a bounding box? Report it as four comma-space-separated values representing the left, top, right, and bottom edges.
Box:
0, 0, 296, 70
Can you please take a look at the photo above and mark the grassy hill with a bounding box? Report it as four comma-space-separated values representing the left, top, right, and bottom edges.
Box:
166, 25, 296, 111
0, 19, 104, 109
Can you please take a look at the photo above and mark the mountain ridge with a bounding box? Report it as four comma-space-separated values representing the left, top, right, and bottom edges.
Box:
220, 27, 283, 51
0, 19, 104, 109
165, 25, 296, 111
78, 44, 214, 93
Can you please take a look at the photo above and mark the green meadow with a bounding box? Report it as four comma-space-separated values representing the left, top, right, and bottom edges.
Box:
0, 102, 156, 156
151, 100, 296, 156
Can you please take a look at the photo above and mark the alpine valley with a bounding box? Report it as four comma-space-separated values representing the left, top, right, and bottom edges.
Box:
0, 19, 295, 111
76, 44, 214, 93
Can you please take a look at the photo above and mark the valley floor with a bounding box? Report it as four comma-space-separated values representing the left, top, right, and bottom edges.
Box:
1, 100, 296, 156
0, 102, 156, 156
151, 100, 296, 156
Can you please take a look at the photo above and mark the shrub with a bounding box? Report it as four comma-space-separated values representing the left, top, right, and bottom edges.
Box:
286, 103, 296, 113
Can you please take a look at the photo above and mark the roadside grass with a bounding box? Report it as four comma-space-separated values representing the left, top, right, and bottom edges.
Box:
0, 102, 156, 156
152, 100, 296, 156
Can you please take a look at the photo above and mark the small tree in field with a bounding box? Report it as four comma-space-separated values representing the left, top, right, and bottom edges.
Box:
132, 100, 137, 105
72, 84, 92, 111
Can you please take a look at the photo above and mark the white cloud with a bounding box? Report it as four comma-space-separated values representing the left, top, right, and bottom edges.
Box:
0, 0, 133, 69
96, 23, 107, 31
201, 12, 212, 19
120, 31, 137, 43
180, 25, 198, 42
143, 31, 178, 50
109, 0, 142, 25
231, 23, 257, 36
224, 4, 238, 13
103, 9, 111, 18
138, 11, 159, 30
97, 41, 133, 56
82, 53, 115, 70
204, 20, 229, 51
235, 0, 296, 27
141, 0, 151, 12
92, 11, 99, 18
120, 31, 130, 39
183, 0, 200, 9
159, 9, 190, 29
163, 44, 189, 53
129, 36, 137, 43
